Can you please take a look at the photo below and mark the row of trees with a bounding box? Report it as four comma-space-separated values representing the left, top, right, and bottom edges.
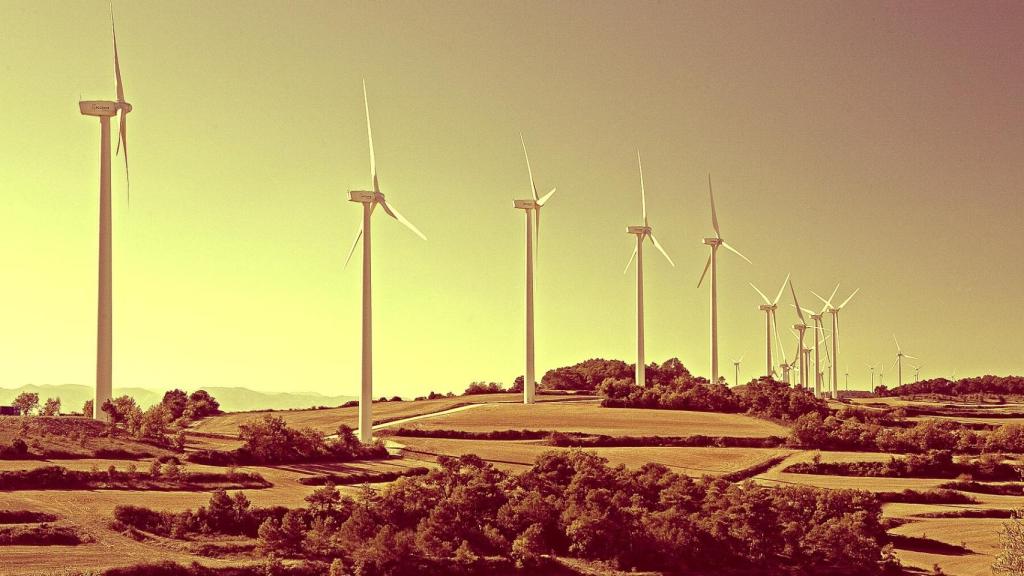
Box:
9, 392, 60, 416
600, 372, 829, 422
188, 416, 387, 466
115, 450, 900, 576
878, 375, 1024, 398
98, 389, 222, 447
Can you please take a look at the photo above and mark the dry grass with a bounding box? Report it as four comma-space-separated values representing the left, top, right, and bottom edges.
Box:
191, 394, 591, 438
397, 402, 788, 438
397, 436, 791, 476
0, 416, 173, 459
890, 517, 1002, 576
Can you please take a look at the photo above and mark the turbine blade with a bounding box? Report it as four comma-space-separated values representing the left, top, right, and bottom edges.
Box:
789, 279, 807, 326
893, 334, 901, 352
520, 133, 538, 200
638, 150, 647, 226
904, 354, 919, 360
697, 253, 711, 288
111, 4, 124, 104
379, 198, 426, 240
118, 112, 129, 205
772, 311, 787, 364
537, 187, 556, 206
623, 244, 638, 274
827, 283, 841, 306
362, 80, 378, 193
810, 290, 829, 307
707, 173, 720, 238
750, 283, 772, 305
534, 206, 541, 265
649, 233, 675, 267
891, 357, 900, 371
773, 273, 790, 305
344, 222, 363, 268
837, 288, 860, 309
721, 241, 751, 264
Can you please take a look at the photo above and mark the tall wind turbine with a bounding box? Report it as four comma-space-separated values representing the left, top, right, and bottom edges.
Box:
750, 274, 790, 378
344, 81, 427, 443
697, 175, 750, 385
789, 279, 809, 389
513, 135, 556, 404
623, 152, 674, 387
892, 335, 918, 388
79, 6, 132, 421
813, 286, 859, 400
867, 363, 876, 390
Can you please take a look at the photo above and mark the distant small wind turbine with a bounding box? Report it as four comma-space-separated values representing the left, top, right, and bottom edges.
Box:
750, 274, 790, 378
891, 334, 918, 388
623, 152, 674, 387
813, 286, 859, 400
343, 81, 427, 443
867, 363, 876, 389
912, 365, 922, 382
79, 4, 132, 421
789, 279, 810, 389
513, 135, 556, 404
697, 175, 750, 385
732, 354, 744, 387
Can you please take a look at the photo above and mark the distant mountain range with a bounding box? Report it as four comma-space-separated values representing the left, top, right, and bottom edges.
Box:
0, 384, 356, 413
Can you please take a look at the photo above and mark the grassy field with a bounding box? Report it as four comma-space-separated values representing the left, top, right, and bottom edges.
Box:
890, 517, 1003, 576
398, 436, 791, 475
396, 401, 788, 438
0, 416, 174, 459
191, 393, 595, 438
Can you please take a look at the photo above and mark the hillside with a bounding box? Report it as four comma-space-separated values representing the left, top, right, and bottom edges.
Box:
0, 384, 355, 413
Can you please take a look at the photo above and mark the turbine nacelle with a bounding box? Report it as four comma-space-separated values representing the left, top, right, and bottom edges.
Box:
626, 225, 651, 235
702, 237, 722, 247
349, 190, 380, 204
513, 199, 539, 210
759, 304, 776, 312
79, 100, 121, 117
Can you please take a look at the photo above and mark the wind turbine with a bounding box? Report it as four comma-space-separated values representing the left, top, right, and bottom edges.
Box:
732, 354, 744, 387
800, 284, 838, 398
750, 274, 790, 378
623, 152, 674, 387
697, 175, 750, 385
867, 363, 876, 390
79, 5, 132, 421
913, 365, 922, 382
813, 286, 860, 400
891, 335, 918, 388
513, 135, 556, 404
343, 81, 427, 443
789, 279, 810, 389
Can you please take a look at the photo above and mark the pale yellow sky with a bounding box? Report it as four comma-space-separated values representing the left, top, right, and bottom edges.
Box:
1, 1, 1022, 397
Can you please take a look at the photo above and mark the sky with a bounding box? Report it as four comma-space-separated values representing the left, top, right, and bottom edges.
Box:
1, 1, 1022, 399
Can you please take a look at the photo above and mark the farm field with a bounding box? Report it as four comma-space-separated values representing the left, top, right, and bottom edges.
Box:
397, 436, 792, 475
394, 401, 789, 438
191, 393, 596, 438
890, 517, 1003, 576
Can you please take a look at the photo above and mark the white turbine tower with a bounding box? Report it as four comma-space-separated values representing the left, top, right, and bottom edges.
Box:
892, 335, 918, 388
513, 135, 556, 404
79, 5, 132, 421
867, 363, 876, 390
813, 286, 860, 400
913, 365, 922, 382
697, 175, 750, 385
344, 81, 427, 443
623, 152, 674, 387
750, 274, 790, 378
789, 279, 810, 389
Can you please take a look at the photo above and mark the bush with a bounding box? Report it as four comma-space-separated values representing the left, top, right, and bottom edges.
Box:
0, 524, 86, 545
188, 418, 387, 466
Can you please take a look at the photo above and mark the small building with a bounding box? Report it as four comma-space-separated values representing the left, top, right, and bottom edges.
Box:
0, 406, 20, 416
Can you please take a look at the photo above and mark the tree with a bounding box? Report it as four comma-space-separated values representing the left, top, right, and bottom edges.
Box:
183, 389, 220, 420
82, 399, 94, 418
12, 392, 39, 416
995, 509, 1024, 575
161, 389, 189, 420
306, 482, 343, 518
41, 397, 61, 417
102, 395, 143, 433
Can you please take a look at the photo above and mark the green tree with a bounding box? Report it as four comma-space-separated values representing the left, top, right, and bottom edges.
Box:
41, 397, 61, 416
12, 392, 40, 415
160, 389, 189, 420
82, 399, 94, 418
995, 509, 1024, 575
